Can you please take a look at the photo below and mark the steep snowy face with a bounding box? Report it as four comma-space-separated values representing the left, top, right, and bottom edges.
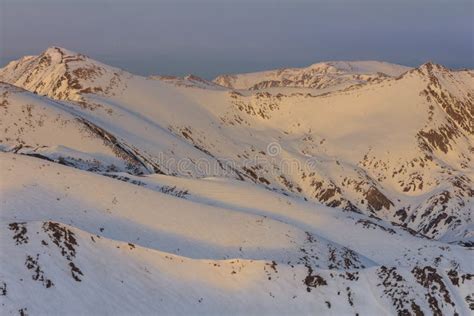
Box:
0, 46, 128, 106
223, 63, 473, 243
0, 81, 232, 177
213, 60, 411, 90
0, 82, 171, 174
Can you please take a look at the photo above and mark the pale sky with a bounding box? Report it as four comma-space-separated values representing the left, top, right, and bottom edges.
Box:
1, 0, 473, 78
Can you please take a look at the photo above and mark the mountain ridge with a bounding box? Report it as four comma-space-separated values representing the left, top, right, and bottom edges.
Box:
212, 59, 412, 90
1, 46, 472, 243
0, 46, 472, 315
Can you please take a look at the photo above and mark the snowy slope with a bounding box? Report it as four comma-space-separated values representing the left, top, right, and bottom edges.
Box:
0, 82, 160, 174
1, 153, 473, 315
1, 47, 472, 242
0, 47, 473, 315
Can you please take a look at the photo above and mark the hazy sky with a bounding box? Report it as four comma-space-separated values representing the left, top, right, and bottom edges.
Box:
1, 0, 473, 78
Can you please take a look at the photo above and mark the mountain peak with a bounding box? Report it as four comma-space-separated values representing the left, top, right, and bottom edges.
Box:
395, 61, 453, 82
405, 61, 452, 81
42, 46, 80, 60
417, 61, 449, 71
0, 46, 126, 102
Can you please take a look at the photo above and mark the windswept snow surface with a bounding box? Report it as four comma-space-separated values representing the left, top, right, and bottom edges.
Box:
0, 47, 473, 315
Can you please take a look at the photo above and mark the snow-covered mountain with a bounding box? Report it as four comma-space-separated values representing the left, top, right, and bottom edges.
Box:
213, 61, 411, 91
0, 47, 129, 104
0, 47, 472, 315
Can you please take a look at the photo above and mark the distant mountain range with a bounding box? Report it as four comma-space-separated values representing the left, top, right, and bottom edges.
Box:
0, 47, 472, 315
213, 60, 411, 90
